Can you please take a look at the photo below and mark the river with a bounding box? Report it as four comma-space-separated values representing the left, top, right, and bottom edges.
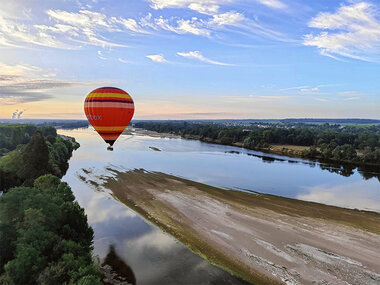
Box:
60, 127, 380, 284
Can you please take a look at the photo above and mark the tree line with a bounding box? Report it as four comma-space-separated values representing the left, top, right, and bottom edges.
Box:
0, 125, 102, 284
134, 121, 380, 165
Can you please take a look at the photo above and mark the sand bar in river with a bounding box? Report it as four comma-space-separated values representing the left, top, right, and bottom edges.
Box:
87, 169, 380, 284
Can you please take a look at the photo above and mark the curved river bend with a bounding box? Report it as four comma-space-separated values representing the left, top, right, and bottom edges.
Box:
61, 128, 380, 284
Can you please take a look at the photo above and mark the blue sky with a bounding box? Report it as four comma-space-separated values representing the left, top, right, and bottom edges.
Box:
0, 0, 379, 119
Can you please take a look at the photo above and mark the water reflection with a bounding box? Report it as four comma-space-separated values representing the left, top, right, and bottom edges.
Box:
61, 130, 251, 284
225, 150, 380, 180
61, 128, 379, 211
298, 179, 380, 212
102, 245, 136, 285
60, 128, 380, 283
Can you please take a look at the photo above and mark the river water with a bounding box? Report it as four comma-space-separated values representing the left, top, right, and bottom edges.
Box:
60, 127, 380, 284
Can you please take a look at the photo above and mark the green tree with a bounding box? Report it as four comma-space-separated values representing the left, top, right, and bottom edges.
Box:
17, 131, 50, 181
34, 174, 61, 191
0, 149, 23, 173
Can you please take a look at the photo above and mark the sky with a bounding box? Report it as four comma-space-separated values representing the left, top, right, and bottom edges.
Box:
0, 0, 379, 120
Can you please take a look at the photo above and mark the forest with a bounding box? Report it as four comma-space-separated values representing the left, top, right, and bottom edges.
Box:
0, 125, 79, 190
0, 125, 101, 284
134, 121, 380, 166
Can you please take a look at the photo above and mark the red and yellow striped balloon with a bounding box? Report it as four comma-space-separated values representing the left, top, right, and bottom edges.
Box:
84, 87, 134, 149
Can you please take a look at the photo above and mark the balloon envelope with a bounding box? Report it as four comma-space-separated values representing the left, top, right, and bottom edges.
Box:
84, 87, 134, 147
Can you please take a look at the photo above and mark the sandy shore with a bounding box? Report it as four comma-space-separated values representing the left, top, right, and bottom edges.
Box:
89, 169, 380, 284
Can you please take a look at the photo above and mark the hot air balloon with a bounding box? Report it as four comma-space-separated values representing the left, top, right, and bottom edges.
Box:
84, 87, 134, 151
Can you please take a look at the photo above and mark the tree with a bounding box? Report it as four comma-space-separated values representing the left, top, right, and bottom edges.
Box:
34, 174, 61, 191
17, 131, 51, 181
0, 149, 23, 173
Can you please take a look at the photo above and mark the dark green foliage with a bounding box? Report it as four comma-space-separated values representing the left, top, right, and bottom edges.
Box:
135, 121, 380, 165
46, 135, 56, 145
39, 126, 57, 138
0, 177, 100, 284
17, 131, 50, 181
0, 125, 38, 152
0, 125, 79, 191
34, 174, 61, 190
0, 125, 96, 284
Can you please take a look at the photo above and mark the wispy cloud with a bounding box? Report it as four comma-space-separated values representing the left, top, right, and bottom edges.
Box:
280, 85, 321, 93
146, 54, 168, 63
303, 2, 380, 62
300, 87, 319, 93
0, 4, 290, 50
147, 0, 286, 14
177, 50, 233, 65
110, 17, 149, 34
280, 86, 309, 91
280, 84, 342, 94
147, 0, 227, 15
0, 91, 52, 105
118, 57, 133, 64
344, 96, 360, 101
0, 62, 82, 104
315, 98, 329, 102
222, 95, 292, 103
97, 50, 107, 60
0, 9, 131, 49
152, 15, 211, 37
0, 15, 69, 48
46, 9, 126, 48
141, 2, 289, 41
255, 0, 286, 10
208, 11, 245, 26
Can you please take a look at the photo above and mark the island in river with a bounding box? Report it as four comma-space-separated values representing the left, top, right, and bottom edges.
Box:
82, 168, 380, 285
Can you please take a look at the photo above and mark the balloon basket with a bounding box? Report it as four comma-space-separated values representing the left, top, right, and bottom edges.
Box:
107, 146, 114, 151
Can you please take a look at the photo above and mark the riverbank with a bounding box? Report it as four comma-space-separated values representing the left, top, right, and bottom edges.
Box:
94, 168, 380, 285
129, 123, 380, 168
183, 134, 380, 168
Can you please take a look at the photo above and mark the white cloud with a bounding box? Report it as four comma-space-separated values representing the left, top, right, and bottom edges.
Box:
0, 15, 69, 48
46, 9, 111, 29
280, 86, 309, 91
300, 87, 319, 93
110, 17, 149, 34
303, 2, 380, 61
154, 16, 210, 36
255, 0, 286, 9
146, 54, 168, 63
176, 18, 210, 36
34, 24, 79, 36
46, 9, 126, 48
0, 5, 289, 49
139, 11, 287, 41
209, 11, 244, 26
147, 0, 286, 14
118, 57, 133, 64
177, 50, 233, 65
0, 9, 134, 49
147, 0, 227, 14
280, 85, 321, 93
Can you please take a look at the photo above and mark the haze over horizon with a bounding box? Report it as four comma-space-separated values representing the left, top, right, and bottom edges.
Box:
0, 0, 379, 119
